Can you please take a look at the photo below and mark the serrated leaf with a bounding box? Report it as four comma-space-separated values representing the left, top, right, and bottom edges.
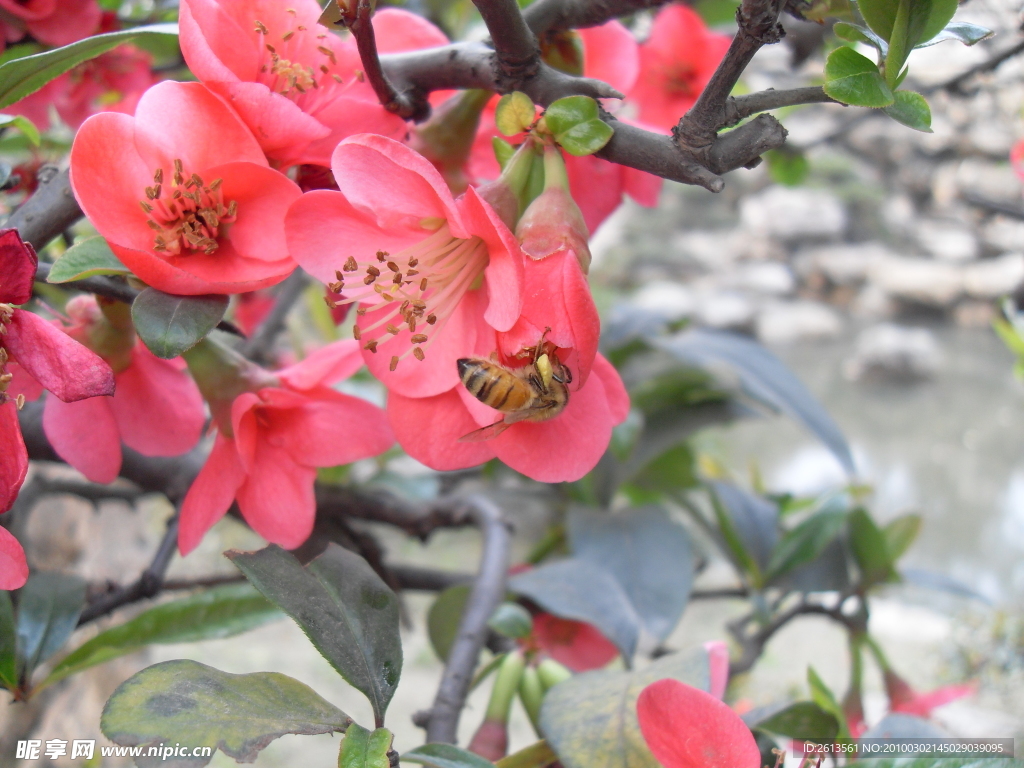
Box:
488, 602, 533, 639
101, 660, 350, 767
0, 114, 39, 146
555, 119, 614, 156
766, 510, 848, 582
47, 237, 128, 282
495, 92, 536, 136
40, 583, 281, 690
883, 514, 921, 560
339, 724, 392, 768
16, 571, 86, 682
404, 743, 496, 768
823, 46, 894, 107
539, 648, 710, 768
0, 24, 178, 109
883, 90, 932, 132
132, 288, 229, 359
752, 701, 839, 741
227, 545, 402, 725
807, 667, 851, 742
916, 21, 994, 47
427, 585, 470, 662
848, 508, 897, 586
833, 21, 888, 53
0, 592, 16, 690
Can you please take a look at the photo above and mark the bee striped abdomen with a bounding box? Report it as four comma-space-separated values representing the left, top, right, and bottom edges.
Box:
457, 358, 533, 412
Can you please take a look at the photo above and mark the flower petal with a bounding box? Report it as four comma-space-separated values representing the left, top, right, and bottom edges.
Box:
179, 0, 259, 83
230, 392, 263, 471
178, 432, 245, 554
26, 0, 99, 46
0, 402, 28, 513
532, 613, 619, 672
277, 339, 364, 390
387, 388, 495, 471
6, 310, 115, 402
704, 640, 730, 700
210, 161, 302, 263
299, 95, 409, 168
5, 362, 43, 402
112, 345, 205, 456
373, 7, 448, 52
43, 394, 121, 483
636, 679, 761, 768
235, 441, 316, 549
460, 185, 524, 332
580, 21, 639, 97
0, 526, 28, 590
0, 229, 38, 305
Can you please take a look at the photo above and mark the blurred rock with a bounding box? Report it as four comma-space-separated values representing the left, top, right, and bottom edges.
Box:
852, 284, 898, 320
869, 257, 964, 307
756, 300, 842, 344
981, 217, 1024, 254
962, 253, 1024, 299
695, 290, 757, 331
954, 300, 997, 327
630, 281, 695, 321
720, 262, 796, 295
739, 186, 847, 241
915, 219, 980, 262
955, 159, 1023, 204
794, 242, 893, 286
843, 323, 943, 381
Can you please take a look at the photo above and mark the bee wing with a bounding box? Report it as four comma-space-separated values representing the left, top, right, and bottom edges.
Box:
458, 420, 512, 442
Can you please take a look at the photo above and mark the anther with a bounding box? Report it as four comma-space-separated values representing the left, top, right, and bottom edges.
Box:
406, 269, 419, 277
408, 258, 418, 267
381, 293, 394, 301
332, 74, 343, 82
392, 273, 402, 285
389, 356, 399, 371
376, 250, 388, 262
427, 314, 437, 324
344, 257, 358, 272
325, 297, 337, 309
364, 340, 378, 352
364, 275, 376, 286
387, 261, 399, 272
413, 348, 425, 361
356, 307, 367, 315
366, 265, 380, 277
153, 168, 163, 184
411, 334, 428, 344
254, 20, 269, 34
420, 278, 428, 291
139, 201, 153, 213
282, 30, 295, 41
386, 324, 400, 335
353, 326, 361, 340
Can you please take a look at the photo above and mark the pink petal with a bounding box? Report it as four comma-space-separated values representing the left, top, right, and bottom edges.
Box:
580, 21, 639, 96
230, 392, 263, 471
26, 0, 99, 46
179, 0, 259, 83
703, 641, 730, 700
636, 679, 761, 768
0, 526, 28, 590
235, 441, 317, 549
0, 0, 56, 24
533, 613, 619, 672
0, 228, 38, 305
892, 683, 977, 717
300, 95, 410, 168
111, 345, 205, 456
373, 8, 448, 52
460, 186, 524, 332
43, 394, 121, 483
5, 362, 43, 402
277, 339, 364, 390
178, 432, 246, 554
565, 153, 627, 234
387, 388, 496, 471
211, 161, 302, 263
0, 402, 28, 513
623, 165, 662, 207
6, 310, 115, 402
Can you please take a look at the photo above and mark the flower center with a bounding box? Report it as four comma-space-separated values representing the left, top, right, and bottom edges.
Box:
253, 10, 352, 107
326, 223, 490, 371
139, 160, 237, 255
666, 63, 699, 98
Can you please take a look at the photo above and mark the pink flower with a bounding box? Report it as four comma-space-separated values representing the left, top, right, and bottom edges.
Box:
529, 613, 618, 671
180, 0, 446, 168
388, 352, 629, 482
37, 295, 205, 484
627, 4, 731, 132
0, 229, 114, 589
70, 81, 301, 295
179, 339, 394, 553
884, 669, 976, 718
1012, 139, 1024, 184
637, 679, 761, 768
286, 133, 524, 399
0, 0, 101, 52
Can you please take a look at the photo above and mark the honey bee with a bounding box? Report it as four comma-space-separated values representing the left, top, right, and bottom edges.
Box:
457, 335, 572, 442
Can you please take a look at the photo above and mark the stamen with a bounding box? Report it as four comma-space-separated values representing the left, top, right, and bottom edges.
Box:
255, 19, 269, 34
139, 165, 237, 257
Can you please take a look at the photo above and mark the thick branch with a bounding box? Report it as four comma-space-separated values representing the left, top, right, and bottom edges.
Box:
472, 0, 540, 89
523, 0, 672, 34
4, 167, 82, 250
426, 495, 512, 743
349, 0, 425, 120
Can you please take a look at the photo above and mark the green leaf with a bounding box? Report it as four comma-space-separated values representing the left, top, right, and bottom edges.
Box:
912, 0, 960, 46
544, 96, 613, 156
883, 90, 932, 132
753, 701, 840, 741
46, 237, 129, 282
404, 743, 496, 768
132, 287, 229, 359
0, 592, 16, 690
101, 659, 350, 766
554, 120, 614, 157
427, 585, 471, 661
0, 24, 178, 109
883, 514, 921, 560
41, 583, 281, 690
823, 46, 894, 107
710, 489, 765, 584
495, 92, 536, 136
488, 602, 533, 639
766, 510, 848, 582
497, 741, 559, 768
339, 724, 392, 768
849, 508, 897, 586
539, 648, 710, 768
915, 21, 994, 47
493, 137, 516, 171
885, 0, 960, 85
16, 571, 86, 682
833, 22, 887, 53
0, 114, 39, 146
766, 148, 810, 186
807, 667, 851, 743
227, 544, 402, 726
858, 0, 897, 41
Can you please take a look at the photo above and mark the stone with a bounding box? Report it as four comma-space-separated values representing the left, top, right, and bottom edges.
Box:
843, 323, 943, 381
720, 261, 797, 295
980, 217, 1024, 253
915, 219, 980, 262
739, 186, 848, 241
868, 256, 964, 307
794, 242, 893, 286
962, 253, 1024, 299
694, 290, 757, 331
755, 300, 842, 344
630, 282, 697, 321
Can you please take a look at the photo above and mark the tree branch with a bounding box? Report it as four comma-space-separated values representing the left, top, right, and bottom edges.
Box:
723, 86, 836, 127
472, 0, 541, 90
4, 167, 82, 250
349, 0, 426, 120
426, 495, 512, 744
522, 0, 672, 34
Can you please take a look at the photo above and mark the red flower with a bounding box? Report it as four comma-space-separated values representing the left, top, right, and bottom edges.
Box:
70, 81, 301, 295
180, 0, 446, 168
884, 669, 976, 718
0, 230, 114, 589
627, 4, 731, 132
637, 679, 761, 768
36, 296, 205, 484
530, 613, 618, 671
286, 134, 524, 399
178, 339, 394, 553
0, 0, 101, 52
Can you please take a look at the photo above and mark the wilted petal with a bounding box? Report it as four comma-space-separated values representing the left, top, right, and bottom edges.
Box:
0, 402, 28, 513
179, 432, 246, 554
0, 526, 28, 590
43, 394, 121, 483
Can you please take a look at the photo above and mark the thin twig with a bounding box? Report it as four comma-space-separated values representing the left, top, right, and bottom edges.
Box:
239, 268, 311, 364
723, 86, 836, 127
426, 495, 512, 743
348, 0, 425, 120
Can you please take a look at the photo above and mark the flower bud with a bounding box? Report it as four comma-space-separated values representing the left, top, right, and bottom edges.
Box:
468, 650, 525, 760
476, 139, 541, 230
536, 658, 572, 690
410, 89, 492, 195
182, 337, 278, 433
518, 664, 545, 733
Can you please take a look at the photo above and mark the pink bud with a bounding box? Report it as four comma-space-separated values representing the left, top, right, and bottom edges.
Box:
467, 719, 508, 761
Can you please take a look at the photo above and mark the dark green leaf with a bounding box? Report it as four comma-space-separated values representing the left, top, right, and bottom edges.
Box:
766, 148, 810, 186
404, 743, 496, 768
567, 505, 694, 641
47, 237, 129, 282
915, 21, 994, 47
752, 701, 839, 741
833, 21, 888, 53
823, 46, 894, 107
41, 583, 281, 689
0, 114, 39, 146
807, 667, 851, 742
540, 648, 709, 768
101, 659, 350, 767
848, 509, 897, 586
508, 558, 640, 662
774, 539, 851, 594
488, 602, 533, 639
0, 592, 16, 690
912, 0, 960, 46
883, 90, 932, 132
227, 545, 402, 725
709, 481, 779, 573
339, 724, 392, 768
132, 288, 229, 359
885, 0, 959, 84
16, 571, 86, 681
0, 24, 178, 109
883, 514, 921, 560
858, 0, 897, 41
427, 585, 470, 661
627, 443, 699, 497
766, 510, 848, 581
